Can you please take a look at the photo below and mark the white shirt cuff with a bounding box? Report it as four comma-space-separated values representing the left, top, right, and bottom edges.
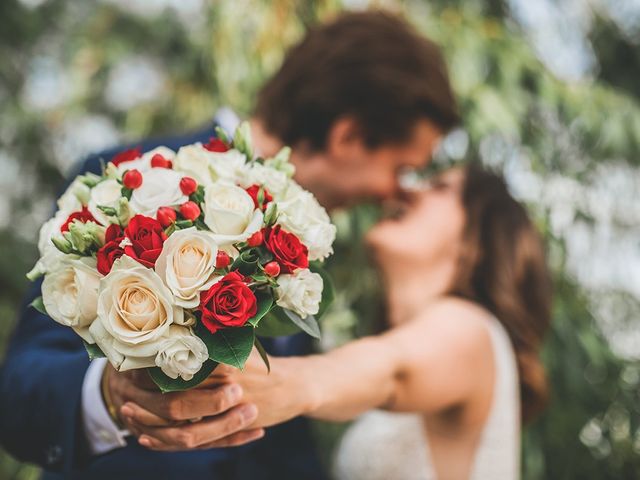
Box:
81, 358, 129, 455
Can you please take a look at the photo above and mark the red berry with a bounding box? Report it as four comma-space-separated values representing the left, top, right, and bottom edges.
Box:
157, 206, 177, 227
247, 230, 263, 247
215, 251, 231, 269
151, 154, 173, 169
264, 261, 280, 277
179, 176, 198, 196
123, 169, 143, 189
180, 201, 201, 221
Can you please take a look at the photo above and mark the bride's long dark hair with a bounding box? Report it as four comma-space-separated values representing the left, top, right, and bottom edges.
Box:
449, 163, 552, 422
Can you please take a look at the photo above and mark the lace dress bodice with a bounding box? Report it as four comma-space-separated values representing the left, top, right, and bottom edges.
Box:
333, 318, 520, 480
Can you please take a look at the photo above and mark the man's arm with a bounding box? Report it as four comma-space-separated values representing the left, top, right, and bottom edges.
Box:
0, 136, 262, 472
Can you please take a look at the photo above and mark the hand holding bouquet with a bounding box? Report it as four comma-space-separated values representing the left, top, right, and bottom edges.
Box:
28, 122, 336, 391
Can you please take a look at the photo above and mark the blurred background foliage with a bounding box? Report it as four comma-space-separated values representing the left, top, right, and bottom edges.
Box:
1, 0, 639, 478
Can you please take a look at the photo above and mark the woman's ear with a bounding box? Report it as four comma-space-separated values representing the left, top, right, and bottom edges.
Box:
325, 116, 367, 163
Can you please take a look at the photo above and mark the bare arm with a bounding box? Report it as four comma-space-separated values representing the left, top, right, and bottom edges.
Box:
124, 298, 495, 449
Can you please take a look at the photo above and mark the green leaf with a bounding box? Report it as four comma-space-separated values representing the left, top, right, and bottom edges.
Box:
194, 218, 209, 231
97, 205, 117, 216
231, 248, 260, 276
283, 309, 321, 339
175, 220, 194, 229
197, 325, 255, 369
214, 126, 231, 145
148, 359, 218, 393
83, 341, 106, 360
248, 291, 273, 326
254, 337, 271, 372
309, 261, 335, 319
254, 310, 302, 337
30, 296, 47, 315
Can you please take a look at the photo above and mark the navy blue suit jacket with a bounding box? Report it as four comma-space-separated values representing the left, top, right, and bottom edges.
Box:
0, 125, 327, 480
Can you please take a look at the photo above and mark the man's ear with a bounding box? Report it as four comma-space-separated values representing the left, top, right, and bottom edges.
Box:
325, 116, 366, 162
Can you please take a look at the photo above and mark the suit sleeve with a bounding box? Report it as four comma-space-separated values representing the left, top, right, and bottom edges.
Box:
0, 152, 107, 473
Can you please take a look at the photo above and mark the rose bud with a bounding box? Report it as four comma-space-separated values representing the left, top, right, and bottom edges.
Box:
264, 261, 280, 277
180, 201, 201, 221
122, 169, 143, 189
215, 250, 231, 269
204, 138, 230, 153
247, 230, 263, 247
151, 153, 173, 169
179, 176, 198, 196
157, 206, 177, 227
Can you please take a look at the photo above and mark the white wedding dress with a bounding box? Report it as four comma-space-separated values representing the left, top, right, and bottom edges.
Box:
333, 318, 520, 480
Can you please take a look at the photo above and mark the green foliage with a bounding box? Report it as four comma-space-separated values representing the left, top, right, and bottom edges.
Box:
196, 325, 255, 370
148, 360, 218, 394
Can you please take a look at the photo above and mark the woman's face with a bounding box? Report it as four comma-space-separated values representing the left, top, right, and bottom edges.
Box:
366, 167, 466, 273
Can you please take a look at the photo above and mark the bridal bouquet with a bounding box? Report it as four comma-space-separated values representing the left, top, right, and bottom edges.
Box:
27, 122, 336, 391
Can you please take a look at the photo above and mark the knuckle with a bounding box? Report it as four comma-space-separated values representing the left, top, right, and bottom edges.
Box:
165, 399, 184, 420
176, 430, 196, 449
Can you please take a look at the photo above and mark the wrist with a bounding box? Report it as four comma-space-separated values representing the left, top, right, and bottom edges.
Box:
101, 365, 124, 428
287, 355, 324, 417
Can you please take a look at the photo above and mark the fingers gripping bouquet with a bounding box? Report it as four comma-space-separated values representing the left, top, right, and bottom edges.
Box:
28, 122, 336, 391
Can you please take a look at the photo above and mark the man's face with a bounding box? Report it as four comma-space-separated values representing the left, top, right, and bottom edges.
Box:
298, 119, 443, 210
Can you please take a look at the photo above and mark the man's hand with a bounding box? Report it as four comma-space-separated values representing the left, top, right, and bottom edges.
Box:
119, 351, 318, 451
104, 364, 264, 450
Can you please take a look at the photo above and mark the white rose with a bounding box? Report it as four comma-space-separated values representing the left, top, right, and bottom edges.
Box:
203, 182, 264, 247
155, 227, 221, 308
239, 163, 288, 198
275, 268, 323, 319
28, 211, 68, 278
277, 185, 336, 260
115, 146, 176, 174
41, 256, 101, 343
58, 179, 90, 211
174, 144, 246, 186
155, 325, 209, 381
129, 168, 188, 218
89, 255, 185, 371
88, 179, 122, 226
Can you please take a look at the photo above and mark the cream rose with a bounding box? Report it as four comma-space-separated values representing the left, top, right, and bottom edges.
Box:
203, 182, 263, 247
277, 185, 336, 260
41, 256, 101, 343
89, 255, 185, 371
115, 146, 176, 174
155, 227, 221, 308
155, 325, 209, 381
129, 168, 188, 218
275, 268, 323, 319
174, 144, 246, 186
88, 179, 122, 226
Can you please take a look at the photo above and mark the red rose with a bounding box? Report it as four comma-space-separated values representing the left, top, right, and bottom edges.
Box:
123, 215, 167, 268
204, 138, 230, 153
60, 207, 97, 232
96, 224, 125, 275
263, 225, 308, 273
245, 184, 273, 211
199, 271, 257, 333
111, 147, 141, 167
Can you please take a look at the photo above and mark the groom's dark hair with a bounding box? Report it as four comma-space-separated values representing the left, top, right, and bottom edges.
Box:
255, 10, 459, 150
